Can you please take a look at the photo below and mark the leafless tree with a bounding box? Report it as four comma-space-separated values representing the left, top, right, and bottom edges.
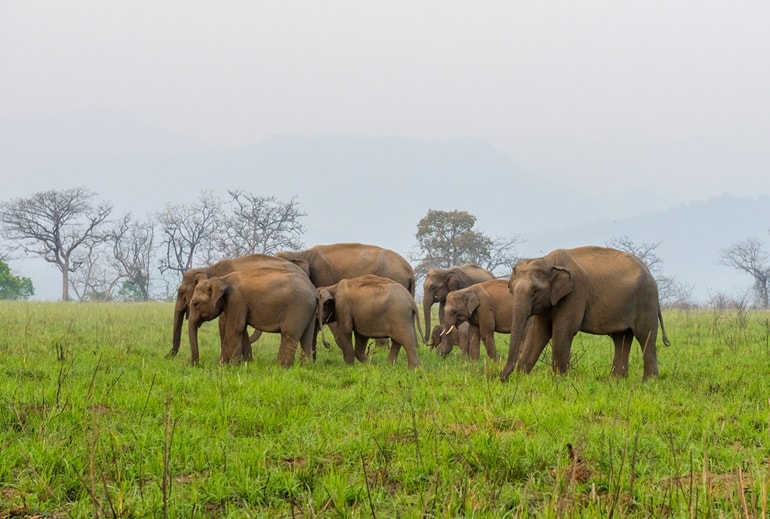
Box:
606, 235, 693, 307
719, 236, 770, 309
0, 188, 112, 301
219, 191, 305, 256
68, 240, 120, 301
109, 214, 156, 301
157, 191, 223, 276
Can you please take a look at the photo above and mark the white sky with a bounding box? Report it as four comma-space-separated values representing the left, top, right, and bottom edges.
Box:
2, 1, 769, 200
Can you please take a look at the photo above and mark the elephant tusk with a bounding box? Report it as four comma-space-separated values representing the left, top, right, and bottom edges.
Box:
441, 325, 456, 336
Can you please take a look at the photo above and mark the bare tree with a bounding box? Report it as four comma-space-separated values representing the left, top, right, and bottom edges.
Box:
157, 191, 223, 276
606, 235, 693, 307
719, 236, 770, 309
68, 240, 121, 301
411, 209, 520, 279
0, 188, 112, 301
109, 214, 156, 301
219, 191, 306, 256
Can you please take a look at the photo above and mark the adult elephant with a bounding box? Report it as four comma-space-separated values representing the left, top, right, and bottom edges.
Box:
438, 278, 512, 360
188, 266, 319, 366
501, 246, 670, 382
422, 264, 495, 343
171, 254, 308, 364
317, 274, 422, 369
276, 243, 415, 294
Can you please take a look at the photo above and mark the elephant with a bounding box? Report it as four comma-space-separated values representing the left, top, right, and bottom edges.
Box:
187, 266, 319, 366
317, 274, 423, 369
429, 322, 470, 356
501, 246, 670, 382
438, 278, 512, 360
171, 254, 308, 365
421, 264, 495, 343
276, 243, 415, 293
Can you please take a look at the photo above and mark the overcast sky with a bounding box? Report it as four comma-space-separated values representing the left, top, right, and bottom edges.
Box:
2, 1, 769, 201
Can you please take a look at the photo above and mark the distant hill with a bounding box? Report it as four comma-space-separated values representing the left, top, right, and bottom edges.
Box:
2, 112, 766, 302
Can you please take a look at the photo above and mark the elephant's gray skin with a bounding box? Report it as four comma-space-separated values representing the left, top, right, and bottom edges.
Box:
429, 323, 470, 356
171, 254, 308, 365
501, 246, 670, 382
276, 243, 415, 293
439, 278, 512, 360
317, 274, 423, 369
422, 265, 495, 343
188, 266, 318, 366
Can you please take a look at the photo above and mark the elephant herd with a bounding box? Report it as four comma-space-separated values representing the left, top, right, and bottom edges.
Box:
170, 242, 670, 381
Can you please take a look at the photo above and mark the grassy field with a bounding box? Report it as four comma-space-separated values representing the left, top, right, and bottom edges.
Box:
1, 301, 769, 518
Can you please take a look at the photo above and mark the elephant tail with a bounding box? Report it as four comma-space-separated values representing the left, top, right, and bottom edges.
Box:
658, 306, 671, 347
412, 307, 425, 345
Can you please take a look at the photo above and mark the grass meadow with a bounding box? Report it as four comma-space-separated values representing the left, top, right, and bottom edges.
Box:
1, 301, 769, 518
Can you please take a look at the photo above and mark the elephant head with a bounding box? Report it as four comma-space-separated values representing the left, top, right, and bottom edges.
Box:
421, 265, 494, 343
171, 269, 209, 357
503, 258, 572, 379
187, 277, 229, 363
437, 289, 479, 356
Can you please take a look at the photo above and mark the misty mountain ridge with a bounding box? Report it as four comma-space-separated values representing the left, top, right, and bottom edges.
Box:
2, 111, 767, 302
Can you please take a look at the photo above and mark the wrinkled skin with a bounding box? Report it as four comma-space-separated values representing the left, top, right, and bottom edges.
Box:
188, 267, 318, 366
317, 274, 423, 369
439, 279, 512, 360
171, 254, 308, 364
429, 323, 470, 356
501, 246, 670, 382
422, 265, 495, 343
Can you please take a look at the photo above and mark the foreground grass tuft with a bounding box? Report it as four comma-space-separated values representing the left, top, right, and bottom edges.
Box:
1, 302, 769, 517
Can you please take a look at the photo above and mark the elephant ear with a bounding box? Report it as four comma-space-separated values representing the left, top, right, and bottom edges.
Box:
318, 288, 336, 323
209, 277, 229, 312
446, 271, 462, 292
550, 266, 573, 305
464, 291, 481, 315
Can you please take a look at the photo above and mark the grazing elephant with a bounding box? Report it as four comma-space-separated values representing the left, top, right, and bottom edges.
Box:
501, 246, 670, 382
317, 274, 423, 369
429, 323, 471, 356
439, 278, 512, 360
188, 266, 319, 366
171, 254, 308, 364
422, 264, 495, 343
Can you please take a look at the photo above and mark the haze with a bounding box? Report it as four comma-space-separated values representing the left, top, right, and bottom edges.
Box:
2, 1, 770, 300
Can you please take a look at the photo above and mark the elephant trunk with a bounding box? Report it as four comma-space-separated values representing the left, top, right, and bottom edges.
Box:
501, 301, 532, 382
187, 314, 202, 366
422, 296, 434, 343
170, 296, 187, 356
436, 324, 455, 356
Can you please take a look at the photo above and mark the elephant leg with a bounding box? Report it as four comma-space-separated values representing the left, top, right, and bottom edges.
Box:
220, 327, 246, 365
299, 320, 316, 363
481, 330, 498, 360
277, 333, 299, 367
387, 340, 401, 364
239, 320, 254, 362
354, 332, 369, 363
336, 332, 355, 365
611, 331, 634, 377
517, 316, 551, 372
468, 324, 481, 360
635, 327, 660, 380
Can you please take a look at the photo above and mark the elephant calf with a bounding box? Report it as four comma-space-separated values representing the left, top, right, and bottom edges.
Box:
318, 274, 423, 369
188, 266, 319, 366
429, 323, 470, 356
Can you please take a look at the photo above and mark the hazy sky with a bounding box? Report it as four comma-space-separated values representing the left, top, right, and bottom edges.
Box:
2, 1, 769, 201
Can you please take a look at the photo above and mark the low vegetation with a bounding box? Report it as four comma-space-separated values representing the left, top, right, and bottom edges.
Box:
1, 302, 769, 517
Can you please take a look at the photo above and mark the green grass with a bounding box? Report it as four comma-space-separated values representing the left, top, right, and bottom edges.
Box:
1, 302, 769, 517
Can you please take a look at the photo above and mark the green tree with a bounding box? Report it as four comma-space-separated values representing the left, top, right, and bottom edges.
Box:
0, 259, 34, 300
412, 209, 520, 280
